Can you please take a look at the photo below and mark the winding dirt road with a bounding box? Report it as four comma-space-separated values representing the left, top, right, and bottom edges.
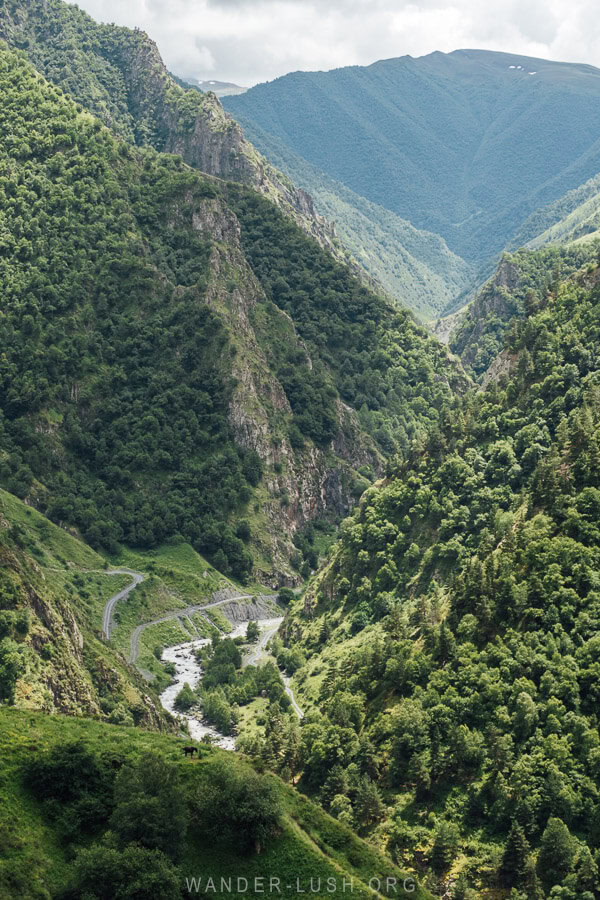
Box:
102, 569, 146, 639
283, 675, 304, 719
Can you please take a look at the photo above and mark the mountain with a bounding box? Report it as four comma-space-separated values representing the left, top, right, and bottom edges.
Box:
447, 169, 600, 379
273, 254, 600, 896
0, 39, 467, 583
0, 486, 171, 727
230, 117, 475, 321
0, 0, 347, 265
224, 49, 600, 313
519, 175, 600, 250
510, 173, 600, 250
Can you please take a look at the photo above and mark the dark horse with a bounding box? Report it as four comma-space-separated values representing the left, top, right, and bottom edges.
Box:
183, 746, 198, 758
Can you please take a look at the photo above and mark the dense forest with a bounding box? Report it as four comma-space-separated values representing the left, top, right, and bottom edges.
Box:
0, 47, 261, 577
262, 247, 600, 897
227, 186, 468, 455
0, 0, 356, 270
0, 0, 238, 155
451, 244, 600, 379
0, 42, 466, 581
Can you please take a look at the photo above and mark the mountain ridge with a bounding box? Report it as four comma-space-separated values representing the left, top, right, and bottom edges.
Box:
0, 0, 352, 268
0, 34, 468, 584
224, 47, 600, 316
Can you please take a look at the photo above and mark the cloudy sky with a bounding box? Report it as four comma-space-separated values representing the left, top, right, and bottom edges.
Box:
72, 0, 600, 87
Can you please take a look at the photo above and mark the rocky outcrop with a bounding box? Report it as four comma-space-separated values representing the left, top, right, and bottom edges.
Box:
480, 348, 519, 390
449, 255, 526, 378
186, 195, 381, 582
219, 596, 280, 624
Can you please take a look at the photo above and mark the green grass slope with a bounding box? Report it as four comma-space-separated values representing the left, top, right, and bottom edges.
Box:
0, 708, 431, 900
0, 486, 172, 726
526, 190, 600, 249
509, 172, 600, 250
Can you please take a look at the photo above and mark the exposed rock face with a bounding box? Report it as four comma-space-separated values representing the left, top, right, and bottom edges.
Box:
187, 196, 381, 582
480, 348, 519, 390
219, 596, 280, 624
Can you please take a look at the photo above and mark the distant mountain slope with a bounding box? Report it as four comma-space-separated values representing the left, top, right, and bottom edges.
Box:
510, 173, 600, 250
181, 77, 248, 97
523, 179, 600, 249
232, 114, 474, 320
224, 49, 600, 270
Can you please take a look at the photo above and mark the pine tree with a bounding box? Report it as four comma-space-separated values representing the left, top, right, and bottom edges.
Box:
431, 821, 460, 874
575, 845, 599, 894
500, 822, 530, 888
354, 775, 384, 826
537, 817, 575, 889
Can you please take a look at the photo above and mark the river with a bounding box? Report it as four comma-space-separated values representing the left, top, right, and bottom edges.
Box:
159, 617, 288, 748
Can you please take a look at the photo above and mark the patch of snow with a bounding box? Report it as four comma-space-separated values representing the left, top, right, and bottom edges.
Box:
509, 65, 516, 69
528, 72, 537, 75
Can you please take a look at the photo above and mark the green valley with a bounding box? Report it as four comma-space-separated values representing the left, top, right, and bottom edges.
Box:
3, 0, 600, 898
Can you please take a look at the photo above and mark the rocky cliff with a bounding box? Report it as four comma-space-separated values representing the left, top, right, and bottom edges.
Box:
186, 193, 380, 581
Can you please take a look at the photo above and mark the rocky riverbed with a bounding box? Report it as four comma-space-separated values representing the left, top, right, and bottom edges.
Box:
159, 617, 289, 748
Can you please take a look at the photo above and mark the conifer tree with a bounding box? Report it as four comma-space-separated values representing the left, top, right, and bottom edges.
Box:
537, 818, 576, 889
500, 822, 530, 888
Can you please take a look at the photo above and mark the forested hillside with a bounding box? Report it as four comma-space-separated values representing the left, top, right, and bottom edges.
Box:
0, 43, 464, 581
225, 49, 600, 316
0, 0, 347, 263
450, 243, 600, 378
266, 254, 600, 897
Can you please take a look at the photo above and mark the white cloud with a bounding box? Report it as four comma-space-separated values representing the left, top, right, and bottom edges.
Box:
70, 0, 600, 86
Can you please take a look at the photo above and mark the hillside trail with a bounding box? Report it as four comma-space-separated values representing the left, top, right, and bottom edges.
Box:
102, 569, 146, 639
